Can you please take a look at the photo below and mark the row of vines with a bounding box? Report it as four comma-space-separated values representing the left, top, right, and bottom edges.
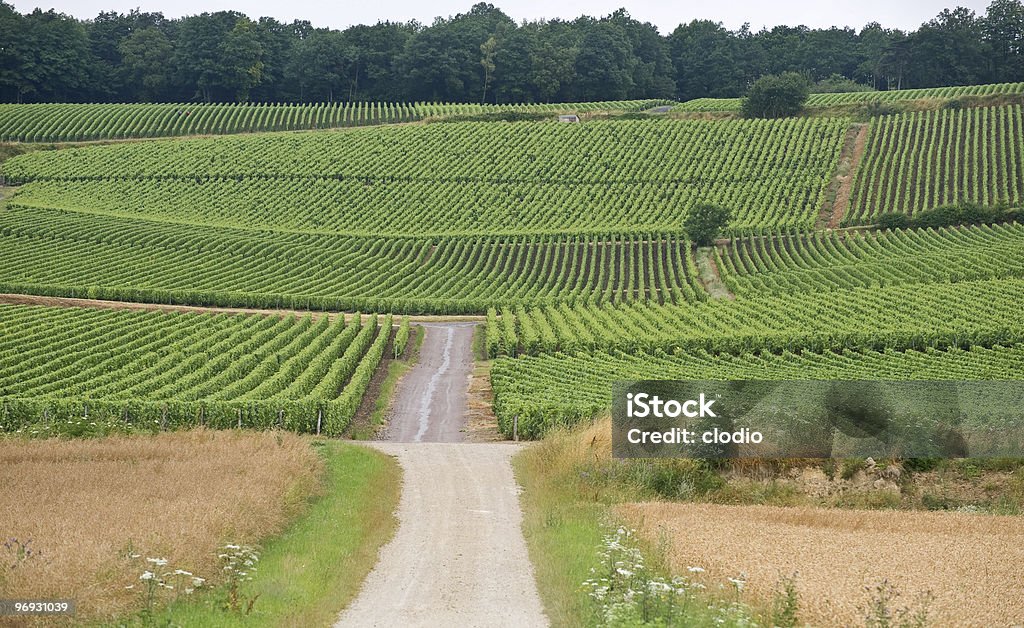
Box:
490, 342, 1024, 437
3, 117, 848, 236
0, 207, 707, 313
716, 221, 1024, 295
0, 304, 403, 435
0, 99, 671, 143
672, 81, 1024, 112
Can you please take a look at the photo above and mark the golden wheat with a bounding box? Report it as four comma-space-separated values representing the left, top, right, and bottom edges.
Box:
619, 500, 1024, 626
0, 430, 322, 622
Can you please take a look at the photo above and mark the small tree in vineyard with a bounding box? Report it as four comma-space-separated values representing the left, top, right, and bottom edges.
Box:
684, 203, 732, 246
741, 72, 811, 119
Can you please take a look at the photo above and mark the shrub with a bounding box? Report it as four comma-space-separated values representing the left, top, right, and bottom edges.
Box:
741, 72, 811, 119
684, 203, 732, 246
876, 212, 910, 230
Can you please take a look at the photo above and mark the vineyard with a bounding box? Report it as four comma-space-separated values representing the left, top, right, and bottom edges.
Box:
485, 278, 1024, 358
2, 117, 848, 236
0, 207, 706, 313
717, 222, 1024, 295
846, 104, 1024, 224
0, 304, 408, 435
672, 81, 1024, 112
490, 343, 1024, 438
0, 99, 671, 143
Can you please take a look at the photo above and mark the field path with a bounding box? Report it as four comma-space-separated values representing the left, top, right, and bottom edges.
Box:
337, 324, 548, 627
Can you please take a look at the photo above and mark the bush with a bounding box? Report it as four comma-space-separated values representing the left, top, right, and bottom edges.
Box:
812, 74, 875, 94
684, 203, 732, 246
741, 72, 811, 119
876, 212, 910, 230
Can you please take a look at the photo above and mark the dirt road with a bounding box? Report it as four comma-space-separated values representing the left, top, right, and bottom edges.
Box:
337, 323, 548, 627
384, 322, 476, 442
336, 443, 547, 627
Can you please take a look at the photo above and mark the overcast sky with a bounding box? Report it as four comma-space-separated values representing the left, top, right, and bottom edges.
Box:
11, 0, 993, 34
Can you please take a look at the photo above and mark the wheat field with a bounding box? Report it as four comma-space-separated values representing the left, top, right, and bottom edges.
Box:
0, 430, 322, 621
619, 501, 1024, 626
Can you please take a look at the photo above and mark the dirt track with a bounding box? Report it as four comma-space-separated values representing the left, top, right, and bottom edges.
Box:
338, 324, 548, 626
384, 323, 476, 442
337, 443, 546, 627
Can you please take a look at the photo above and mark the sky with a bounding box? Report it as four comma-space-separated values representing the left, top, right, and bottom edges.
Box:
10, 0, 993, 34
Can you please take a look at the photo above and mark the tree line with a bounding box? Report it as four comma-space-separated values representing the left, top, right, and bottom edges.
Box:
1, 1, 1022, 104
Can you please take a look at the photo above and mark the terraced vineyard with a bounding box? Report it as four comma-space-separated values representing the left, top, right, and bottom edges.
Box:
0, 207, 706, 313
490, 343, 1024, 437
486, 278, 1024, 357
847, 104, 1024, 224
0, 99, 671, 142
0, 304, 401, 434
2, 117, 847, 236
717, 222, 1024, 295
672, 82, 1024, 112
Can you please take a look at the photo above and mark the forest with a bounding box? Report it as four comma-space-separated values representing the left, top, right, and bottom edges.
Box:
0, 1, 1022, 105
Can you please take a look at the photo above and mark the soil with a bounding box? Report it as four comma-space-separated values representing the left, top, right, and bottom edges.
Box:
694, 246, 734, 300
819, 123, 869, 229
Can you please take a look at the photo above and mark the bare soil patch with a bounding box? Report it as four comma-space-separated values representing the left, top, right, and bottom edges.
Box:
620, 501, 1024, 626
465, 361, 503, 442
694, 246, 734, 300
819, 123, 869, 229
0, 430, 322, 622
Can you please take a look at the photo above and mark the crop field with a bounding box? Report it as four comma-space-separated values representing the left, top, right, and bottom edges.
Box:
0, 208, 705, 313
0, 99, 671, 142
0, 304, 402, 434
486, 278, 1024, 357
619, 501, 1024, 626
491, 342, 1024, 437
672, 81, 1024, 112
847, 104, 1024, 223
2, 117, 847, 235
717, 222, 1024, 295
0, 430, 322, 619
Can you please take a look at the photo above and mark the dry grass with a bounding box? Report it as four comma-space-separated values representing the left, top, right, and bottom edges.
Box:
466, 361, 503, 442
619, 501, 1024, 626
0, 430, 322, 622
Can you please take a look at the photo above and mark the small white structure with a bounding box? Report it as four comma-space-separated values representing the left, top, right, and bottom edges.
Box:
558, 114, 580, 123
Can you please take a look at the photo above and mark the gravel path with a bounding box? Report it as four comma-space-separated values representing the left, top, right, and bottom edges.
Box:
385, 322, 476, 442
337, 323, 548, 627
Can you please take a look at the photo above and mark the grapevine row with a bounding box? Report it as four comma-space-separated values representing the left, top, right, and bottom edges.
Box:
0, 207, 707, 313
490, 342, 1024, 437
847, 104, 1024, 223
0, 100, 672, 143
0, 304, 400, 435
716, 222, 1024, 295
672, 82, 1024, 112
486, 278, 1024, 358
3, 117, 848, 236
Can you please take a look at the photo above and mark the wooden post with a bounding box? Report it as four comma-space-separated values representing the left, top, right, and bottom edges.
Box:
237, 407, 242, 429
513, 415, 519, 442
316, 408, 323, 436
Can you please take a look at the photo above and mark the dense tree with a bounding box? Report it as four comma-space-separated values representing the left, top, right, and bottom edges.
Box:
741, 72, 810, 118
0, 0, 1021, 104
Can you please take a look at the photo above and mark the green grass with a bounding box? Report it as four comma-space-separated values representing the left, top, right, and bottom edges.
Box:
513, 437, 606, 627
140, 440, 400, 626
